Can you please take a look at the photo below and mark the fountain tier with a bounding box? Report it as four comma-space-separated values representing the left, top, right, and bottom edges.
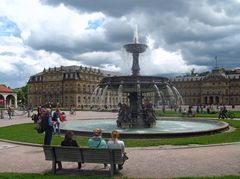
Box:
99, 76, 169, 93
98, 29, 183, 129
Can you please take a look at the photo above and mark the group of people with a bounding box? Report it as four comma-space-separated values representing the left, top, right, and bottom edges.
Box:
32, 106, 66, 145
34, 107, 127, 170
57, 128, 126, 171
218, 105, 228, 119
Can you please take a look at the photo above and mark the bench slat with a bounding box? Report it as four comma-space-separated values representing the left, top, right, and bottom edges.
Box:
55, 147, 82, 162
82, 148, 111, 163
43, 145, 54, 160
43, 145, 124, 176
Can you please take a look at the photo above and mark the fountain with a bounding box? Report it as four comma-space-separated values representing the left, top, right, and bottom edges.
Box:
98, 27, 182, 128
60, 28, 229, 138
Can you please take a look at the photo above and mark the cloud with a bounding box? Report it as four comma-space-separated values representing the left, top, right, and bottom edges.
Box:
0, 16, 20, 37
140, 36, 208, 76
1, 0, 240, 88
0, 35, 79, 87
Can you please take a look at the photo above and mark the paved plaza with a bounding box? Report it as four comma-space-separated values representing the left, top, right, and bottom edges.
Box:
0, 111, 240, 178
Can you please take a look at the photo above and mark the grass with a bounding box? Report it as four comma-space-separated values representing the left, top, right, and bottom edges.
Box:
125, 120, 240, 147
0, 173, 239, 179
0, 173, 109, 179
177, 177, 240, 179
155, 109, 240, 118
0, 119, 240, 147
1, 108, 240, 147
175, 175, 240, 179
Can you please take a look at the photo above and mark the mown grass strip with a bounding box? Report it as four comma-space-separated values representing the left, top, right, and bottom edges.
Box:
0, 173, 109, 179
0, 173, 239, 179
0, 119, 240, 147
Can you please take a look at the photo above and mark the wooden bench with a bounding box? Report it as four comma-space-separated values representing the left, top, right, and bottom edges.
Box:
43, 145, 124, 177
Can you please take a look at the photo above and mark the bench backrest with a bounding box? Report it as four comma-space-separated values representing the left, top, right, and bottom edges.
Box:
43, 145, 123, 164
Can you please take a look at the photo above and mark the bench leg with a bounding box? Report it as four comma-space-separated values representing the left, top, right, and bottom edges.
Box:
78, 162, 82, 169
52, 160, 56, 174
57, 161, 62, 170
110, 163, 115, 177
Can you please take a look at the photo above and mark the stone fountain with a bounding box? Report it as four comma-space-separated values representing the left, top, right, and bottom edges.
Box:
61, 29, 229, 138
98, 28, 183, 128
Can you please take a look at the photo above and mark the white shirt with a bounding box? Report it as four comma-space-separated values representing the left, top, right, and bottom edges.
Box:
108, 139, 125, 153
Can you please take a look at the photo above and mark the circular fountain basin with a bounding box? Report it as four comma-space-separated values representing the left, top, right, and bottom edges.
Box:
60, 118, 229, 138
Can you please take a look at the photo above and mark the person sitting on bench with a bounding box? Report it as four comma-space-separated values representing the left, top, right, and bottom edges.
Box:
108, 130, 126, 170
59, 131, 81, 169
88, 128, 108, 168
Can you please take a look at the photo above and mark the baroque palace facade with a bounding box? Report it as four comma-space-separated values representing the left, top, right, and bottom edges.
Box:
28, 65, 120, 109
172, 67, 240, 106
28, 65, 240, 108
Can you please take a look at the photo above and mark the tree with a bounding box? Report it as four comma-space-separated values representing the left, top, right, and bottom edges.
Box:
17, 85, 28, 106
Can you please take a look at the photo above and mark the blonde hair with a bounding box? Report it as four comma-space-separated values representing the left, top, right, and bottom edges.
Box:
93, 128, 102, 136
111, 130, 119, 142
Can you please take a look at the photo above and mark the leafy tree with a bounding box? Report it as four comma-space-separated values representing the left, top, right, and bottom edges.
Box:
17, 85, 28, 106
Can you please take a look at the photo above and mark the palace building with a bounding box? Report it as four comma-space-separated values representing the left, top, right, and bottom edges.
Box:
172, 67, 240, 106
27, 65, 120, 109
28, 65, 240, 108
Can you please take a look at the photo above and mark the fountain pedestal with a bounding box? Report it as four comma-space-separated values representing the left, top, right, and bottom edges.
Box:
117, 91, 157, 129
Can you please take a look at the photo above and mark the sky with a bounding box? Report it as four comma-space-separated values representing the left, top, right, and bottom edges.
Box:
1, 0, 240, 88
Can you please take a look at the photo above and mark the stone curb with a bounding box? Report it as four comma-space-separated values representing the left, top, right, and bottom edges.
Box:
0, 138, 42, 147
1, 137, 240, 151
132, 141, 240, 150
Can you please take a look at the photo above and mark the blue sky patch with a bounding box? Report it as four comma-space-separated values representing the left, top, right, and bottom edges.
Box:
0, 16, 20, 37
87, 17, 105, 30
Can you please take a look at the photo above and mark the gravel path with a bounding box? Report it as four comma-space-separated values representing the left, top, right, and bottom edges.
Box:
0, 111, 240, 178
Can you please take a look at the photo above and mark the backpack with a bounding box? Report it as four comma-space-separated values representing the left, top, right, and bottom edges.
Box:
36, 113, 49, 133
52, 112, 58, 121
36, 124, 44, 133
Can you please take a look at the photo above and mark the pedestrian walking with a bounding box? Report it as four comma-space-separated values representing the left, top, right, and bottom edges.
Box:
7, 107, 12, 119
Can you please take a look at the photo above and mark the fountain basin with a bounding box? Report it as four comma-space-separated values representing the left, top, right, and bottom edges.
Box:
60, 118, 229, 139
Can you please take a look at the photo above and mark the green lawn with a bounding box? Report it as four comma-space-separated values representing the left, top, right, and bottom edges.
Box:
155, 109, 240, 118
0, 119, 240, 147
177, 177, 240, 179
0, 173, 109, 179
0, 173, 239, 179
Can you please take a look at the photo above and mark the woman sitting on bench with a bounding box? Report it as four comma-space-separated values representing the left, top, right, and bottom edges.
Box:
88, 128, 108, 168
108, 130, 126, 170
59, 131, 81, 169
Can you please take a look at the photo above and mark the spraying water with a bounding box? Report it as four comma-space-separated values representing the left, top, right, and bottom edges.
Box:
90, 86, 100, 107
100, 85, 108, 108
118, 84, 123, 104
172, 86, 184, 105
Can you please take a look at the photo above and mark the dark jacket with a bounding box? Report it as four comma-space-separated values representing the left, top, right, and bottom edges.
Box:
61, 139, 78, 147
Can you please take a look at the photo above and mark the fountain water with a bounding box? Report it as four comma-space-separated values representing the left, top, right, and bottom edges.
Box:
98, 28, 183, 128
90, 86, 100, 108
61, 28, 229, 138
117, 84, 123, 104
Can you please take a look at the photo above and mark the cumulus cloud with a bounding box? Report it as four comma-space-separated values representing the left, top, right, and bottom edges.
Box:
1, 0, 240, 88
0, 35, 79, 87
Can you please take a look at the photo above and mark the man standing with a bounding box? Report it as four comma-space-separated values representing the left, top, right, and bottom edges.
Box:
42, 109, 54, 145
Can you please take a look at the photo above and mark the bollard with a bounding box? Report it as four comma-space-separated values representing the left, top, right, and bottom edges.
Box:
0, 110, 4, 119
